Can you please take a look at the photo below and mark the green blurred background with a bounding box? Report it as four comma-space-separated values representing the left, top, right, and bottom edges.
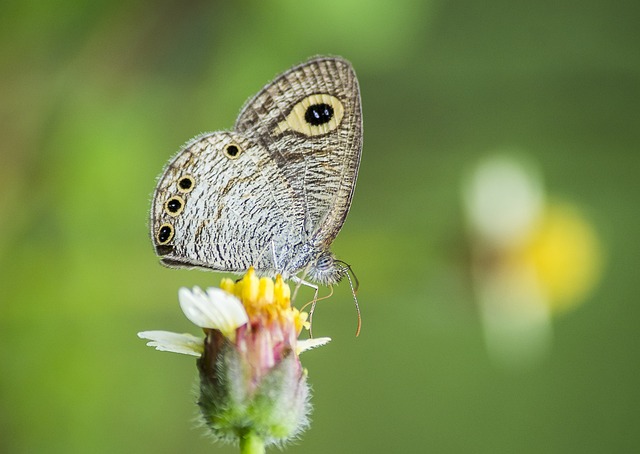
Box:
2, 0, 639, 452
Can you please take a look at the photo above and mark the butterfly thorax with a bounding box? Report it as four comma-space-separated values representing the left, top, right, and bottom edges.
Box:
262, 244, 345, 286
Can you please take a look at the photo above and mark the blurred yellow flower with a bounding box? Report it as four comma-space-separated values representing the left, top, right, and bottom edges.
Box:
521, 204, 602, 313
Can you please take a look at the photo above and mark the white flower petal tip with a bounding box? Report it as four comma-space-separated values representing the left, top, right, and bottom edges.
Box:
463, 156, 544, 245
178, 286, 248, 337
297, 337, 332, 354
137, 330, 203, 357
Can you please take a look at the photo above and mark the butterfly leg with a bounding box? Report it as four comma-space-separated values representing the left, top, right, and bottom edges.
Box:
290, 275, 319, 337
270, 240, 280, 271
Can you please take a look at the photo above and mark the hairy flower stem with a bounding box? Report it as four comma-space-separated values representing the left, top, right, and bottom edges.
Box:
240, 432, 265, 454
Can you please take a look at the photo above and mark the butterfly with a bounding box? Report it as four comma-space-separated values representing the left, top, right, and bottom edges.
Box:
150, 56, 362, 290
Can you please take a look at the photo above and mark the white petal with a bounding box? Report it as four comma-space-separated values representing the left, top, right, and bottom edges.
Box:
137, 330, 203, 357
178, 287, 248, 337
205, 287, 250, 331
463, 155, 544, 246
297, 337, 332, 354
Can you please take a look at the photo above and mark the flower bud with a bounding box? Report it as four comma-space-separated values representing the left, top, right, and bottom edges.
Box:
197, 329, 310, 445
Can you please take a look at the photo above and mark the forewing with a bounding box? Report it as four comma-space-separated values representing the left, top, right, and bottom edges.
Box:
234, 56, 362, 251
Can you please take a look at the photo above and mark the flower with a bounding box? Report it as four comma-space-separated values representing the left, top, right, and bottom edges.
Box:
138, 268, 331, 451
463, 155, 603, 368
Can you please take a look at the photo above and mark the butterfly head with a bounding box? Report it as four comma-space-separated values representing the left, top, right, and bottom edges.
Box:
305, 251, 347, 286
304, 251, 361, 336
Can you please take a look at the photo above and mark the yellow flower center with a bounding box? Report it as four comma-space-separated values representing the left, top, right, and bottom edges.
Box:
220, 268, 310, 335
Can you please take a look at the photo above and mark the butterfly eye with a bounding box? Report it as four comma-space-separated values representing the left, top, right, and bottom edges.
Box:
223, 143, 242, 159
177, 175, 195, 193
164, 196, 185, 217
273, 94, 344, 137
157, 223, 174, 244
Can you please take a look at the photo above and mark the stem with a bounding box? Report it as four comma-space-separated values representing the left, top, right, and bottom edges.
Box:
240, 432, 265, 454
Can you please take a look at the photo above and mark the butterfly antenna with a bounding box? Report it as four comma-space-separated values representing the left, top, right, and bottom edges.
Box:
335, 260, 360, 293
336, 261, 361, 337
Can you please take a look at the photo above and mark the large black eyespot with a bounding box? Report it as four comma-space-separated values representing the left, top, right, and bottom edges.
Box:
164, 196, 184, 216
305, 103, 334, 126
224, 143, 242, 159
178, 175, 195, 193
272, 94, 344, 136
157, 224, 174, 244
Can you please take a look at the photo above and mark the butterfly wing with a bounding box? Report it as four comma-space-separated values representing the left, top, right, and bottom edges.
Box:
234, 56, 363, 253
150, 131, 306, 273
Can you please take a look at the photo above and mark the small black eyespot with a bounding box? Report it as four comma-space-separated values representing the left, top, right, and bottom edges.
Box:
305, 103, 334, 126
157, 224, 174, 244
167, 199, 181, 212
178, 175, 194, 192
165, 196, 184, 216
225, 144, 240, 158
